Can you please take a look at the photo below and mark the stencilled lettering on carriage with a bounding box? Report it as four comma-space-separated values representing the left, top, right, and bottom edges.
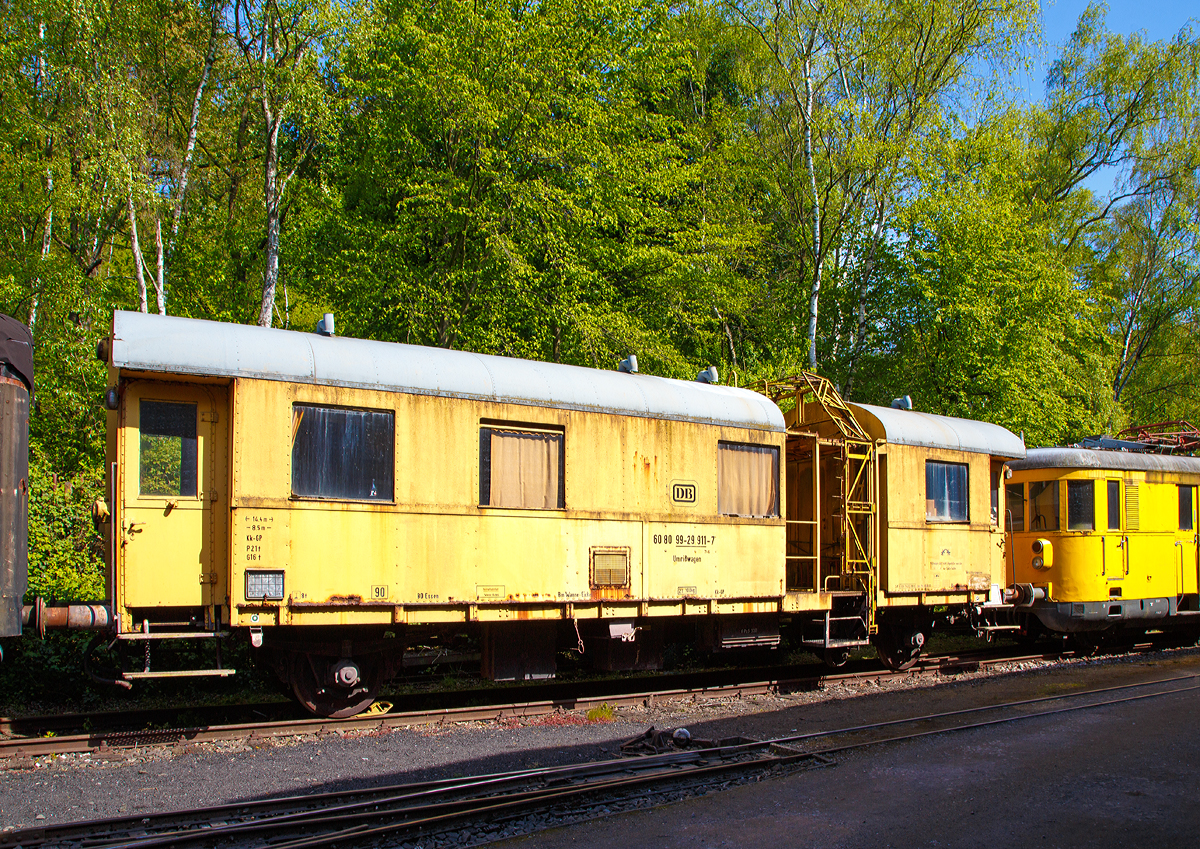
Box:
652, 530, 715, 547
240, 512, 285, 564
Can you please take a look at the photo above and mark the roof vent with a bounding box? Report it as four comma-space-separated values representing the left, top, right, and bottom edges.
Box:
891, 395, 912, 410
619, 355, 638, 374
315, 313, 335, 337
697, 366, 718, 384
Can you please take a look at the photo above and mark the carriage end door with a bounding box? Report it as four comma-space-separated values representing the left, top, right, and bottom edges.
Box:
1102, 479, 1124, 586
119, 382, 228, 619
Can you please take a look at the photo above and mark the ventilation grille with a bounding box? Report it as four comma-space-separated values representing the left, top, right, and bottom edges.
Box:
591, 549, 630, 588
1125, 483, 1140, 531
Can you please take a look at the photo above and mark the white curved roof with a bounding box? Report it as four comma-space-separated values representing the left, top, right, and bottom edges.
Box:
110, 312, 785, 432
1011, 447, 1200, 475
850, 403, 1026, 458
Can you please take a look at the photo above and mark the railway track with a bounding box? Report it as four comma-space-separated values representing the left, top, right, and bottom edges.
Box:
3, 670, 1196, 849
0, 644, 1074, 760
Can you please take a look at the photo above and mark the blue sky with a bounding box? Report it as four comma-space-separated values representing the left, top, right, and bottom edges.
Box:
1020, 0, 1198, 100
1011, 1, 1197, 193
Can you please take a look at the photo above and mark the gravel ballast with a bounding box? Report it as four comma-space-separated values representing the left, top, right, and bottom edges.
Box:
2, 647, 1199, 838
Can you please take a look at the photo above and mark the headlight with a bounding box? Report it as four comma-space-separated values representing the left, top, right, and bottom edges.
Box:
1031, 539, 1053, 570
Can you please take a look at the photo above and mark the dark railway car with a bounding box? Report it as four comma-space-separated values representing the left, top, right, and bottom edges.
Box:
0, 316, 32, 640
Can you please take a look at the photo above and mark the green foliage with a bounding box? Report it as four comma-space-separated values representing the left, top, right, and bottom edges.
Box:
874, 117, 1117, 445
26, 448, 106, 602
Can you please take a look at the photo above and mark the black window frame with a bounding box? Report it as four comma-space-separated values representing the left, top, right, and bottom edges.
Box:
1182, 485, 1195, 532
1107, 479, 1121, 530
1005, 483, 1024, 532
925, 460, 969, 524
1067, 479, 1095, 531
139, 399, 198, 498
290, 403, 395, 503
1029, 480, 1060, 531
478, 424, 566, 510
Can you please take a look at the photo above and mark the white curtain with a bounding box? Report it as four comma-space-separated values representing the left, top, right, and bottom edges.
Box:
489, 430, 562, 509
718, 443, 779, 517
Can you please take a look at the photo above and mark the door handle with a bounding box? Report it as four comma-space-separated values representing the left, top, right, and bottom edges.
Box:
127, 522, 144, 535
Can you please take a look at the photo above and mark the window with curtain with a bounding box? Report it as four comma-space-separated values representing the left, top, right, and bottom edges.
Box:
140, 400, 197, 497
291, 405, 394, 501
1067, 480, 1095, 530
925, 461, 969, 522
480, 427, 565, 509
718, 442, 779, 518
1029, 480, 1060, 531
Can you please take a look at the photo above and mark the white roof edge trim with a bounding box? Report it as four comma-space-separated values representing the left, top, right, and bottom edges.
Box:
1011, 447, 1200, 475
110, 311, 786, 433
851, 402, 1026, 459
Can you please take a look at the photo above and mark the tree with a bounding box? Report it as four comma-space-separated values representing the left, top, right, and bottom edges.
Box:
233, 0, 339, 327
870, 116, 1115, 445
722, 0, 1037, 375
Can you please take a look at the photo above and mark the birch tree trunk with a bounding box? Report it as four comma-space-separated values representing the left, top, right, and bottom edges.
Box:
128, 191, 149, 313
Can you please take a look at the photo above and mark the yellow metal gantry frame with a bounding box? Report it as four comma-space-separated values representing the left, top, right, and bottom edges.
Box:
757, 373, 879, 635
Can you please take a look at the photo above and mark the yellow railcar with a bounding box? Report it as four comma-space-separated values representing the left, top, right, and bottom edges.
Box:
760, 380, 1026, 669
1006, 448, 1200, 643
97, 311, 812, 714
850, 403, 1024, 667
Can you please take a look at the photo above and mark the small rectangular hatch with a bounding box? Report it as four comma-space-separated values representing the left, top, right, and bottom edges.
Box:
590, 547, 630, 588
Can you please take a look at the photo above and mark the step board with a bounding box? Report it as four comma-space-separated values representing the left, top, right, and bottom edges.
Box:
121, 669, 237, 679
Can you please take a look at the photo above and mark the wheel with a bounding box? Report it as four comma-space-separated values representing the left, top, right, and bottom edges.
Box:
1014, 616, 1044, 646
1069, 630, 1109, 657
874, 626, 924, 672
823, 647, 851, 668
290, 652, 380, 718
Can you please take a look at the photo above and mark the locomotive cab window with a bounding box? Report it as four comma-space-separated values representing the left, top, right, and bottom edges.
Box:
1005, 483, 1024, 532
1067, 480, 1095, 530
480, 425, 565, 510
291, 405, 394, 501
1182, 485, 1195, 531
925, 461, 968, 523
1107, 480, 1121, 530
140, 400, 197, 497
1029, 480, 1059, 531
718, 442, 779, 518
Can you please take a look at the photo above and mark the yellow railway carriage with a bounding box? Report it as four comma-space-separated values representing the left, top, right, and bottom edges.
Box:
759, 380, 1026, 670
850, 403, 1025, 667
96, 311, 808, 714
1006, 447, 1200, 641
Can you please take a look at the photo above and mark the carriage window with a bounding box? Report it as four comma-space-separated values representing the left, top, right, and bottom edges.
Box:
292, 405, 394, 501
718, 442, 779, 518
480, 426, 564, 509
1182, 486, 1195, 531
1067, 480, 1095, 530
140, 400, 197, 497
1029, 480, 1059, 531
1005, 484, 1024, 532
1107, 480, 1121, 530
925, 461, 968, 523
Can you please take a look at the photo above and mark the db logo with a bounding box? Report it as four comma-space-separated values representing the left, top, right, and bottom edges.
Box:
672, 482, 697, 504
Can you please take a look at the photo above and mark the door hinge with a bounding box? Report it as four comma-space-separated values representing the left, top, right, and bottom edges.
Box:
200, 572, 218, 585
200, 411, 219, 423
208, 490, 219, 502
